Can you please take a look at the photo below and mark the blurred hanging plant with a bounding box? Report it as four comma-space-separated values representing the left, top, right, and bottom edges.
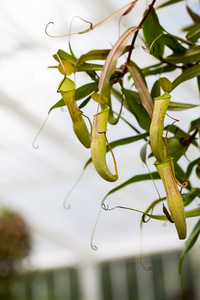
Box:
41, 0, 200, 291
0, 208, 31, 299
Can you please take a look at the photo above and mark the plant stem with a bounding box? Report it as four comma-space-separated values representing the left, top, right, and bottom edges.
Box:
126, 0, 157, 66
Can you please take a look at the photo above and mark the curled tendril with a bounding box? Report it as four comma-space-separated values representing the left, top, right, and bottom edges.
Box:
102, 203, 109, 210
90, 205, 103, 251
140, 230, 152, 271
32, 114, 49, 149
45, 17, 93, 38
142, 213, 151, 223
91, 244, 98, 251
63, 169, 85, 209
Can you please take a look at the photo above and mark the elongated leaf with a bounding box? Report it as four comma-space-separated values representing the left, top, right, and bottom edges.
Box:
186, 5, 200, 23
77, 62, 103, 71
172, 64, 200, 89
48, 82, 98, 114
158, 0, 185, 9
174, 162, 191, 190
127, 64, 154, 118
142, 8, 164, 58
189, 117, 200, 132
123, 88, 151, 130
143, 64, 176, 76
140, 142, 149, 165
53, 49, 77, 65
84, 132, 149, 169
75, 82, 98, 100
101, 172, 160, 204
79, 95, 91, 109
161, 34, 186, 52
98, 26, 138, 94
167, 137, 189, 162
179, 219, 200, 276
48, 98, 65, 114
186, 157, 200, 179
186, 24, 200, 43
151, 80, 161, 99
165, 46, 200, 65
164, 124, 188, 138
168, 101, 199, 111
53, 50, 103, 72
129, 61, 147, 85
184, 188, 200, 206
78, 49, 111, 64
76, 46, 131, 67
145, 207, 200, 222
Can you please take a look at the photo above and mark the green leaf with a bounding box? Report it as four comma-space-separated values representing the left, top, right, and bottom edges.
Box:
129, 61, 147, 85
140, 142, 149, 165
127, 64, 154, 118
165, 46, 200, 65
98, 26, 138, 94
168, 102, 199, 111
172, 64, 200, 89
101, 172, 160, 205
158, 0, 185, 9
159, 77, 173, 93
77, 62, 103, 71
186, 5, 200, 24
48, 82, 98, 114
179, 219, 200, 276
48, 98, 65, 114
53, 49, 77, 65
143, 63, 176, 77
167, 137, 189, 162
75, 82, 98, 100
174, 162, 191, 189
151, 80, 161, 99
142, 8, 164, 58
186, 157, 200, 179
198, 76, 200, 94
77, 49, 111, 65
184, 188, 200, 206
79, 96, 91, 109
76, 46, 131, 67
164, 124, 188, 138
189, 118, 200, 132
123, 88, 151, 131
161, 34, 186, 52
186, 24, 200, 43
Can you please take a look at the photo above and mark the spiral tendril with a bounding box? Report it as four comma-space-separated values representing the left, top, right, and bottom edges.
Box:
32, 114, 49, 149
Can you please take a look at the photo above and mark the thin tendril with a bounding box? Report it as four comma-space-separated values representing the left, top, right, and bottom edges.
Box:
118, 2, 136, 38
32, 114, 49, 149
140, 229, 152, 271
63, 169, 85, 209
90, 205, 103, 251
149, 33, 163, 54
45, 19, 93, 38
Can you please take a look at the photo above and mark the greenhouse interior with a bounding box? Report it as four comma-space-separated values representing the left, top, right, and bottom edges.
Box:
1, 0, 200, 299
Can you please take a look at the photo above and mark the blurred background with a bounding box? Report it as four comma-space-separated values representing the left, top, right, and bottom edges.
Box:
0, 0, 200, 299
